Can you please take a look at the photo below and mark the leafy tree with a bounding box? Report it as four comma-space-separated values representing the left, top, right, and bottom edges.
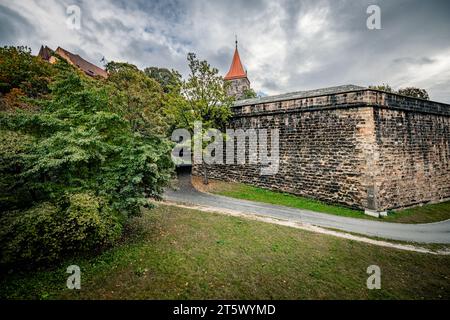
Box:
0, 129, 34, 211
106, 62, 168, 136
0, 88, 30, 112
369, 83, 394, 93
165, 53, 233, 184
144, 66, 181, 93
1, 67, 173, 213
238, 88, 258, 100
0, 46, 54, 111
369, 83, 430, 100
398, 87, 429, 100
0, 54, 174, 265
0, 46, 54, 97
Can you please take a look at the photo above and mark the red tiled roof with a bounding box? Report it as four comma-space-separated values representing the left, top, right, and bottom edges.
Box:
56, 47, 108, 78
38, 45, 107, 79
38, 45, 52, 61
224, 47, 247, 80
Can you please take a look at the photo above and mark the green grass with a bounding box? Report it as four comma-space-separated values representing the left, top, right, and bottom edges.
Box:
1, 204, 449, 300
199, 179, 450, 223
197, 178, 370, 219
384, 202, 450, 224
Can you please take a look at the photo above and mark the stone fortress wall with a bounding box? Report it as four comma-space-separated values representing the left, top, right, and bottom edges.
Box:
193, 85, 450, 211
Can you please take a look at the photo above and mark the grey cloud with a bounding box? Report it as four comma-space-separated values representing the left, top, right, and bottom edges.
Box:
0, 4, 34, 45
0, 0, 449, 102
261, 79, 283, 92
393, 57, 436, 65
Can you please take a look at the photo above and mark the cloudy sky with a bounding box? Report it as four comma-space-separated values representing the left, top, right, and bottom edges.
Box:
1, 0, 450, 102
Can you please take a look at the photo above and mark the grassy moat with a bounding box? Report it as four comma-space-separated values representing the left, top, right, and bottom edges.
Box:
1, 204, 449, 300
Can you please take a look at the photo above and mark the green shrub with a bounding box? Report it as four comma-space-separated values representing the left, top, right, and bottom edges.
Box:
0, 69, 173, 216
0, 193, 122, 266
61, 193, 123, 252
0, 203, 62, 265
0, 47, 174, 267
0, 130, 34, 212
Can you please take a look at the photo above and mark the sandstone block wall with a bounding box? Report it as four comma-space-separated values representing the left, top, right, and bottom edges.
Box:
193, 88, 450, 211
373, 108, 450, 210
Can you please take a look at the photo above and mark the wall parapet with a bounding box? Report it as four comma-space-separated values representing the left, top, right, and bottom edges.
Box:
233, 86, 450, 117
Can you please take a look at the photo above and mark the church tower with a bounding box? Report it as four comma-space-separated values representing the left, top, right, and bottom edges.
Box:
224, 39, 251, 99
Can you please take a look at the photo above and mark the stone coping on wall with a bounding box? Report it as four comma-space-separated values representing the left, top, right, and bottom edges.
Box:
232, 85, 450, 117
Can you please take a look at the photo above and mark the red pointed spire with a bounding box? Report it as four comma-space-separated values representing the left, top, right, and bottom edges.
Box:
224, 40, 247, 80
